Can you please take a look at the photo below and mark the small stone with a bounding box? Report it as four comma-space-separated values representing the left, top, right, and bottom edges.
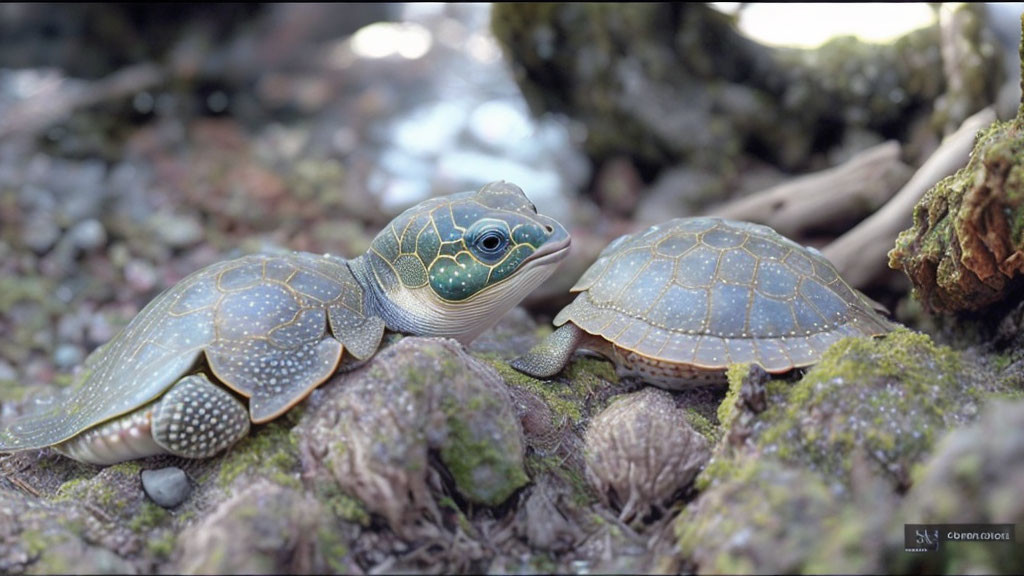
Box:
22, 215, 61, 254
0, 360, 16, 382
141, 467, 191, 508
124, 259, 158, 292
53, 344, 83, 369
149, 212, 204, 248
66, 219, 107, 251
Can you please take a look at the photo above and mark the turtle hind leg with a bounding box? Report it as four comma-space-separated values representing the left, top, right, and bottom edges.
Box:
510, 324, 585, 379
151, 373, 251, 459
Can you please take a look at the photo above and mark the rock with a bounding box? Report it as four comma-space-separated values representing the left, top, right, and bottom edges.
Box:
706, 330, 1005, 494
177, 479, 350, 574
141, 467, 191, 509
889, 103, 1024, 313
295, 337, 528, 535
147, 212, 204, 249
491, 4, 999, 178
517, 474, 586, 553
892, 399, 1024, 573
22, 214, 61, 254
584, 388, 711, 522
0, 485, 138, 575
676, 459, 845, 575
65, 219, 107, 252
52, 344, 83, 370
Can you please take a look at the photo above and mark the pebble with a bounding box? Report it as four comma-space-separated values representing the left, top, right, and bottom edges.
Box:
124, 259, 158, 292
66, 219, 107, 251
149, 212, 204, 248
141, 467, 192, 508
53, 344, 83, 369
22, 215, 61, 254
0, 360, 16, 382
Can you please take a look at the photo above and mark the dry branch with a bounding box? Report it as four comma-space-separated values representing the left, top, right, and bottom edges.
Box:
0, 63, 166, 141
709, 141, 913, 238
822, 107, 998, 289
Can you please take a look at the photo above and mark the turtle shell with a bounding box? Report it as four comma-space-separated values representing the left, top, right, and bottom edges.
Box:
0, 252, 381, 452
555, 218, 891, 373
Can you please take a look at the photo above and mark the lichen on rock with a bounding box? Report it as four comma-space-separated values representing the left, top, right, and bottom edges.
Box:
893, 399, 1024, 573
890, 13, 1024, 313
177, 479, 350, 574
294, 337, 529, 536
676, 459, 843, 575
703, 330, 1002, 494
889, 110, 1024, 312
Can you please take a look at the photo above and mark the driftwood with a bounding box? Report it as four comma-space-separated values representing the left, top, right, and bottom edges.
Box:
0, 63, 167, 141
708, 141, 913, 238
822, 107, 998, 289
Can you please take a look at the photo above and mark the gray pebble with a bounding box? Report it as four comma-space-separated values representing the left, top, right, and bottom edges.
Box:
141, 467, 192, 508
149, 212, 204, 248
67, 219, 107, 251
53, 344, 83, 369
23, 215, 61, 254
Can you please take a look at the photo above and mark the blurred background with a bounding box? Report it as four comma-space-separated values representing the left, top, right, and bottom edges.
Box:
0, 3, 1020, 399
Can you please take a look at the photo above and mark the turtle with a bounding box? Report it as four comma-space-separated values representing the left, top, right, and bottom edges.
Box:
511, 217, 893, 388
0, 181, 570, 465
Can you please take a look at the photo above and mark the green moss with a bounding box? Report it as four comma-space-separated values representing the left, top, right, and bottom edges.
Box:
145, 530, 177, 559
488, 359, 584, 424
741, 330, 982, 489
315, 479, 371, 527
128, 501, 169, 533
52, 461, 141, 514
439, 395, 528, 506
217, 420, 301, 489
718, 363, 751, 426
678, 459, 842, 574
0, 377, 29, 402
683, 408, 718, 444
526, 453, 597, 508
890, 105, 1024, 312
21, 529, 49, 558
438, 495, 476, 536
565, 356, 619, 385
51, 478, 89, 503
316, 526, 350, 573
0, 276, 53, 311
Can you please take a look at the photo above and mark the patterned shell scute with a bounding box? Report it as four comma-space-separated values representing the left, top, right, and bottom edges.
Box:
556, 218, 890, 373
0, 253, 363, 451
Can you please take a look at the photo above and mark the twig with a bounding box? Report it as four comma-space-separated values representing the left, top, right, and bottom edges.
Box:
708, 141, 913, 238
821, 107, 998, 288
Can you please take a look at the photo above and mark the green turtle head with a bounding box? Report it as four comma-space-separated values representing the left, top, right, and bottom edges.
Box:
355, 181, 571, 343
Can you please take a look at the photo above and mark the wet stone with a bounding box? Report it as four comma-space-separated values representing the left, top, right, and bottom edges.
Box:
141, 466, 192, 508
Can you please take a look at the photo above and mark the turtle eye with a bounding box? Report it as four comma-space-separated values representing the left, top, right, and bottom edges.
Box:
471, 227, 510, 263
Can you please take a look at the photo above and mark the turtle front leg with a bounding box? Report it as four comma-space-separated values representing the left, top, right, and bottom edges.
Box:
510, 324, 585, 379
57, 373, 250, 465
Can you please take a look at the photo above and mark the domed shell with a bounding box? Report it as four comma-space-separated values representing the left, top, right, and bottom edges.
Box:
554, 218, 891, 372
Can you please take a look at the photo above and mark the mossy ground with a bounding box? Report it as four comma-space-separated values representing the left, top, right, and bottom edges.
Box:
214, 416, 302, 490
703, 330, 992, 492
